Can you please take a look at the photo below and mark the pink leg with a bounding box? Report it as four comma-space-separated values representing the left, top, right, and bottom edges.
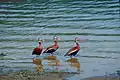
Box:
70, 55, 72, 59
50, 53, 53, 56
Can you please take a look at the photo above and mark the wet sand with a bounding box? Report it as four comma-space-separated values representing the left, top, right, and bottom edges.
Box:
0, 70, 77, 80
0, 69, 120, 80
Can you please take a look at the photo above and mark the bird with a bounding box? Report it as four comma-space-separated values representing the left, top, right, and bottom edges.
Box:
43, 36, 60, 56
32, 37, 44, 55
64, 37, 82, 57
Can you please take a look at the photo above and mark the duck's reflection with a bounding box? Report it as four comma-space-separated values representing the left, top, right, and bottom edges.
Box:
44, 56, 60, 71
32, 58, 43, 72
66, 58, 80, 72
32, 57, 80, 72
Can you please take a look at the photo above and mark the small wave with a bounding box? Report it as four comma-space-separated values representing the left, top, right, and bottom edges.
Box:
77, 55, 118, 59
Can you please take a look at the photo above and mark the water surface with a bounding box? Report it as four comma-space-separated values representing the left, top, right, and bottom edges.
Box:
0, 0, 120, 79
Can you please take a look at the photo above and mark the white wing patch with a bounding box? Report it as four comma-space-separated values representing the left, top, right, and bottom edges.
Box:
46, 48, 54, 51
68, 49, 78, 55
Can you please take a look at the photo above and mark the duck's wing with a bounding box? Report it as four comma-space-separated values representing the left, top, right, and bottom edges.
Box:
43, 45, 56, 53
32, 47, 42, 55
64, 46, 78, 56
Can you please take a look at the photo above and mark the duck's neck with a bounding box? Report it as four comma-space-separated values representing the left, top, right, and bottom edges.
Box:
54, 40, 58, 45
76, 41, 80, 47
39, 42, 42, 47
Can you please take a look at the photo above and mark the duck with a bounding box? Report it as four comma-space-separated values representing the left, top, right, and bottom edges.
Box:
64, 37, 82, 57
43, 36, 60, 56
32, 37, 44, 55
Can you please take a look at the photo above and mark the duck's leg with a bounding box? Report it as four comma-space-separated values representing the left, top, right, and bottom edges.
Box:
70, 55, 72, 59
72, 55, 75, 58
50, 53, 53, 56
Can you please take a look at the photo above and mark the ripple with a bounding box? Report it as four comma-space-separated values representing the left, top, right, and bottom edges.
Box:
0, 0, 120, 77
78, 55, 118, 59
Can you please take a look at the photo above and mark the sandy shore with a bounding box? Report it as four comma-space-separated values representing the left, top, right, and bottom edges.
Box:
0, 70, 77, 80
0, 69, 120, 80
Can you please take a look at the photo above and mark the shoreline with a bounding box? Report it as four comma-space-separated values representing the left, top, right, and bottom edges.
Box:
0, 69, 120, 80
0, 69, 77, 80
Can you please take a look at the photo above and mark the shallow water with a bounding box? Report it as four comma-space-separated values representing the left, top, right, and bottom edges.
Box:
0, 0, 120, 79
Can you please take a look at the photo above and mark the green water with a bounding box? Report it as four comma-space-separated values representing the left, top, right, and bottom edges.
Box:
0, 0, 120, 79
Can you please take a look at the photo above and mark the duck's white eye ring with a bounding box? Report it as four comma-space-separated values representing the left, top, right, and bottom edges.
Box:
53, 36, 57, 39
38, 37, 44, 42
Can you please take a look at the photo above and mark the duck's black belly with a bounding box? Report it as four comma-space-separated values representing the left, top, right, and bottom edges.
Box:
45, 49, 56, 53
68, 50, 79, 56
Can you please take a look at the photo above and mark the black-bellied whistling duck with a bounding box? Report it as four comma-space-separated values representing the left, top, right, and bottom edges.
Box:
32, 37, 44, 55
43, 36, 60, 56
64, 37, 82, 57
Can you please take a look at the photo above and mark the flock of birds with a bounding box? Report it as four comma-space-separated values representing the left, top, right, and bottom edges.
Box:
32, 36, 83, 57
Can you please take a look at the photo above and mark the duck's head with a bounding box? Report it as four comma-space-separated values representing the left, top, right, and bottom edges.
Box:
53, 36, 60, 42
75, 37, 83, 42
38, 37, 45, 43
